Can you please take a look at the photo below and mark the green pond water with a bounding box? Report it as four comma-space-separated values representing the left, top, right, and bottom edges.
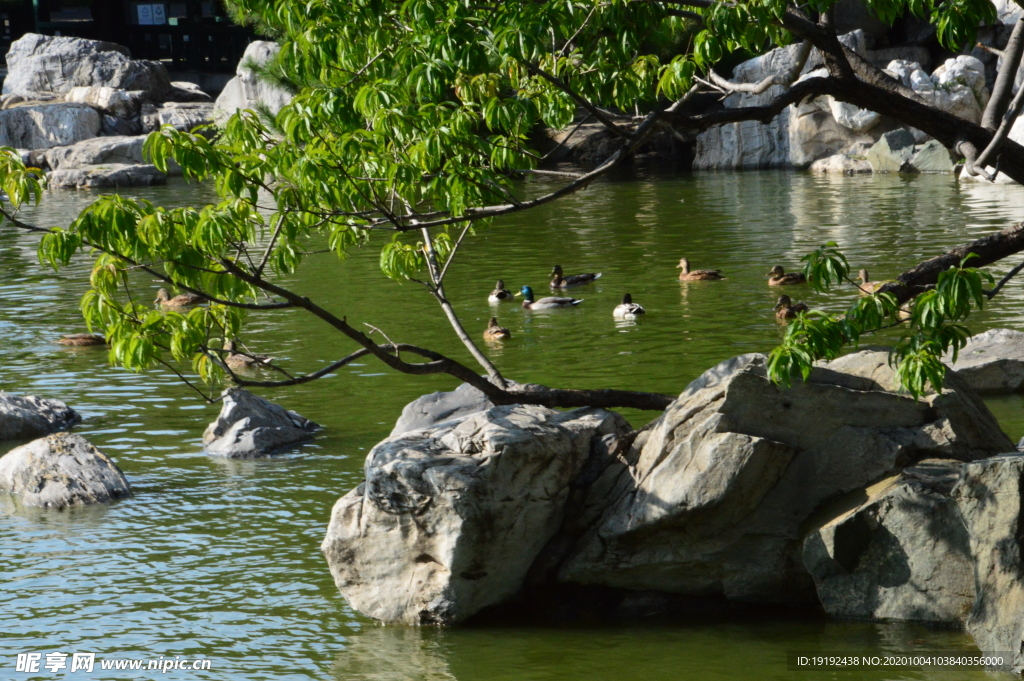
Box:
3, 169, 1024, 680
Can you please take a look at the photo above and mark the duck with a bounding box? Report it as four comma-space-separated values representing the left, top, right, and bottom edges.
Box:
613, 293, 646, 319
488, 280, 513, 303
857, 269, 887, 294
677, 258, 723, 281
774, 295, 809, 321
483, 317, 511, 341
155, 288, 205, 309
550, 265, 601, 289
515, 285, 582, 310
223, 339, 274, 371
766, 266, 807, 286
57, 333, 106, 346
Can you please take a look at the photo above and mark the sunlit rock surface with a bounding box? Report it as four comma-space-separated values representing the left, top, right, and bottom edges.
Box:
557, 351, 1013, 602
213, 41, 293, 125
322, 404, 630, 625
943, 328, 1024, 394
203, 388, 320, 458
0, 392, 80, 440
0, 432, 131, 508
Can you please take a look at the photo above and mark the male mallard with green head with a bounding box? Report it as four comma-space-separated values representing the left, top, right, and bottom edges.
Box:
223, 339, 274, 371
57, 333, 106, 346
550, 265, 601, 289
155, 288, 206, 309
613, 293, 645, 319
774, 295, 809, 321
516, 285, 582, 309
766, 266, 807, 286
488, 280, 513, 303
483, 317, 511, 341
677, 258, 723, 281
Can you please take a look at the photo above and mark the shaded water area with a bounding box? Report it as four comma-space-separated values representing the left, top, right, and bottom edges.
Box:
3, 170, 1024, 679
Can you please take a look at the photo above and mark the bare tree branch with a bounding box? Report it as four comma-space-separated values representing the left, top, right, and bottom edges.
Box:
707, 40, 812, 95
984, 16, 1024, 130
523, 62, 631, 139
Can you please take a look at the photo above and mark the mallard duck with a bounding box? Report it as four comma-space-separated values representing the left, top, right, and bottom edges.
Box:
613, 293, 645, 319
857, 269, 888, 294
774, 295, 809, 321
155, 288, 205, 309
677, 258, 724, 281
483, 317, 511, 341
515, 285, 582, 310
550, 265, 601, 289
223, 339, 274, 371
488, 280, 513, 303
767, 266, 807, 286
57, 333, 106, 346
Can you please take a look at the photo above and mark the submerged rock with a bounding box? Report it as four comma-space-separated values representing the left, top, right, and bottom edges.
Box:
0, 392, 80, 440
557, 350, 1013, 603
322, 404, 630, 625
0, 432, 131, 508
202, 388, 320, 458
943, 328, 1024, 395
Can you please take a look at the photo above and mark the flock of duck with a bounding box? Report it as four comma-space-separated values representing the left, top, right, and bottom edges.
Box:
479, 259, 867, 341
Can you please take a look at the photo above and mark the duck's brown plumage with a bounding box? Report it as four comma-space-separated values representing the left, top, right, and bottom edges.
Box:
223, 340, 274, 371
774, 295, 809, 321
857, 269, 887, 294
677, 258, 723, 281
767, 266, 807, 286
550, 265, 601, 288
483, 317, 511, 341
155, 288, 206, 309
57, 333, 106, 346
489, 280, 513, 302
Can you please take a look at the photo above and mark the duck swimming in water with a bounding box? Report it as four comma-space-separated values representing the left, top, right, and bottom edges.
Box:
613, 293, 646, 319
223, 339, 274, 371
155, 288, 205, 309
516, 285, 582, 310
677, 258, 723, 281
488, 280, 513, 303
57, 333, 106, 346
483, 317, 511, 341
766, 266, 807, 286
856, 269, 888, 294
550, 265, 601, 289
774, 295, 809, 321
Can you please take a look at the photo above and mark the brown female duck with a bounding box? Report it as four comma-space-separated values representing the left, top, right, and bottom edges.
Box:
677, 258, 723, 281
155, 288, 205, 309
550, 265, 601, 288
774, 295, 809, 321
766, 266, 807, 286
483, 317, 511, 341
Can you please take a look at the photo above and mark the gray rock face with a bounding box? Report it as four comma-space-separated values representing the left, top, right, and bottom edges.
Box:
866, 129, 916, 172
64, 85, 145, 118
390, 383, 497, 437
141, 102, 214, 133
4, 33, 170, 101
203, 388, 320, 458
0, 432, 131, 508
803, 459, 975, 623
943, 328, 1024, 395
0, 103, 100, 150
557, 351, 1014, 603
213, 41, 293, 125
322, 404, 630, 625
0, 392, 80, 440
809, 152, 872, 175
44, 135, 146, 170
47, 164, 166, 189
167, 81, 213, 103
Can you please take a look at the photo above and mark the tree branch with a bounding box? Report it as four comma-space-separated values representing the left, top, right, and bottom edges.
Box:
523, 62, 631, 139
984, 16, 1024, 130
707, 40, 811, 94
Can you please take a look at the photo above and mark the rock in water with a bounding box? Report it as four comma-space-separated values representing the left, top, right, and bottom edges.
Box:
46, 164, 167, 189
557, 350, 1013, 603
0, 103, 100, 150
0, 392, 80, 440
943, 328, 1024, 395
322, 404, 631, 625
203, 388, 320, 458
0, 432, 131, 508
3, 33, 170, 101
213, 41, 293, 125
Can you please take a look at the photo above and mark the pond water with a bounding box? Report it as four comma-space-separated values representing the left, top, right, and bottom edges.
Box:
3, 170, 1024, 680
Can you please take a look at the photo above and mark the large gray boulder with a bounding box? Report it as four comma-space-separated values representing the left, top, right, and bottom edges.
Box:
44, 135, 146, 170
202, 388, 320, 458
47, 164, 166, 189
0, 432, 131, 508
64, 85, 145, 118
140, 102, 214, 133
0, 103, 100, 150
390, 382, 497, 437
322, 404, 631, 625
557, 350, 1014, 603
4, 34, 170, 101
213, 41, 293, 125
0, 392, 80, 440
943, 328, 1024, 395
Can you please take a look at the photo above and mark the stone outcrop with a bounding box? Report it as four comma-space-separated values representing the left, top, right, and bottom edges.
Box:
0, 103, 100, 150
213, 41, 293, 125
47, 164, 166, 189
64, 85, 145, 118
44, 135, 146, 170
4, 33, 170, 101
0, 432, 131, 508
322, 404, 630, 625
0, 392, 80, 440
390, 382, 498, 437
140, 102, 214, 133
203, 388, 320, 458
556, 351, 1013, 602
943, 328, 1024, 395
